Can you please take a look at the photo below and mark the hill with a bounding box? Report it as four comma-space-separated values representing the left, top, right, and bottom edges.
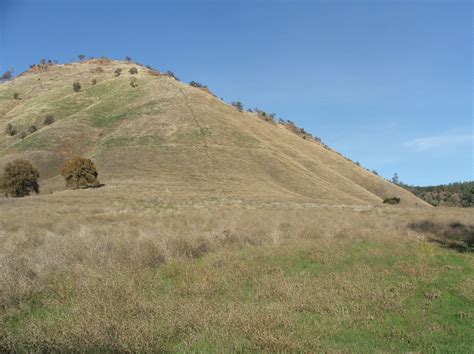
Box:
1, 59, 472, 352
0, 59, 426, 206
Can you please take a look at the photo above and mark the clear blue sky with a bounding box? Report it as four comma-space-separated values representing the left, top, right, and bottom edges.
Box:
1, 0, 472, 186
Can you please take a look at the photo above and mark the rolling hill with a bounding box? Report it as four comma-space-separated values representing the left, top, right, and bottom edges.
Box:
0, 59, 426, 207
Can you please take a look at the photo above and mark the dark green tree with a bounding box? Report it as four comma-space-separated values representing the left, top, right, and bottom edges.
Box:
2, 159, 40, 197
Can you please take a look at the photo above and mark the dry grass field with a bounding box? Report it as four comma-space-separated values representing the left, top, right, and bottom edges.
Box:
0, 194, 473, 351
0, 60, 472, 351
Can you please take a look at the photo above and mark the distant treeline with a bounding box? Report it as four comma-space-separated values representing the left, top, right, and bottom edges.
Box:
400, 181, 474, 207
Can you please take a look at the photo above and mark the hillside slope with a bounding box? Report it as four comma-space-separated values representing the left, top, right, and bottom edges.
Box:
0, 59, 426, 206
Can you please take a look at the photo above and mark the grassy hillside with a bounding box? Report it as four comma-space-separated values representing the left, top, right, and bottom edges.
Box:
2, 59, 471, 352
0, 59, 426, 206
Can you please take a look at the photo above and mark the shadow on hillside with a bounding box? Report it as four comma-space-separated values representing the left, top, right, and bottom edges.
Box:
409, 220, 474, 252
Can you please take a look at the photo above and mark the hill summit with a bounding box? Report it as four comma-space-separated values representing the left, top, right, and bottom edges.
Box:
0, 58, 425, 206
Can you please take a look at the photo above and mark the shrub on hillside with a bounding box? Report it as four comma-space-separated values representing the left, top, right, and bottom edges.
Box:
231, 101, 243, 112
73, 81, 81, 92
125, 56, 132, 62
114, 68, 122, 77
44, 115, 55, 126
60, 157, 101, 190
0, 70, 13, 82
91, 78, 97, 85
13, 93, 20, 100
78, 54, 86, 61
409, 220, 474, 252
2, 159, 40, 197
383, 197, 400, 205
129, 67, 138, 75
129, 77, 138, 88
5, 123, 17, 136
28, 125, 38, 134
165, 71, 179, 81
190, 81, 205, 88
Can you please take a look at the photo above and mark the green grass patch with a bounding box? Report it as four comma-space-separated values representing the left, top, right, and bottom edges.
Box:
1, 237, 472, 352
10, 134, 47, 151
173, 127, 213, 143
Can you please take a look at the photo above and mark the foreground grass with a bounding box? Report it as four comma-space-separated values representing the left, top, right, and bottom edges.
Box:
0, 204, 473, 351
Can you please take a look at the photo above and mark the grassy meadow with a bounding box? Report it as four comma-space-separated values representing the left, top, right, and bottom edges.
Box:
0, 195, 472, 352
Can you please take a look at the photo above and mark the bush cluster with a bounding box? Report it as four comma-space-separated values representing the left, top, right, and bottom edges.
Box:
2, 159, 40, 197
73, 81, 81, 92
5, 124, 17, 136
130, 77, 138, 88
2, 156, 102, 198
129, 67, 138, 75
44, 115, 55, 126
60, 157, 101, 190
383, 197, 400, 205
164, 71, 179, 81
190, 81, 205, 88
0, 70, 13, 82
231, 101, 243, 112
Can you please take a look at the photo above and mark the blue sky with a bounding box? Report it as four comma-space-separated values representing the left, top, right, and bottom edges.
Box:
0, 0, 472, 186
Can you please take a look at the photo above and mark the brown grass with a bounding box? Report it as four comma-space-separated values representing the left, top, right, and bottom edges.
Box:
0, 195, 472, 351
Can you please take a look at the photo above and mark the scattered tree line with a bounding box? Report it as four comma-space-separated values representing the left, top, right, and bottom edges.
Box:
5, 114, 55, 139
399, 181, 474, 208
1, 157, 101, 198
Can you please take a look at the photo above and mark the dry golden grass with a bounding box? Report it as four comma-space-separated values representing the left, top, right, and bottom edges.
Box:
0, 194, 472, 351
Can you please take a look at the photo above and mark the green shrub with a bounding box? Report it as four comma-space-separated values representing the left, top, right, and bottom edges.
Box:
409, 220, 474, 252
91, 78, 97, 85
114, 68, 122, 77
13, 93, 20, 100
73, 81, 81, 92
78, 53, 86, 61
44, 115, 55, 126
383, 197, 400, 205
190, 81, 205, 88
60, 157, 101, 190
28, 125, 38, 134
165, 71, 179, 81
2, 159, 40, 197
130, 77, 138, 88
0, 70, 13, 82
231, 101, 243, 112
5, 123, 17, 136
129, 67, 138, 75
